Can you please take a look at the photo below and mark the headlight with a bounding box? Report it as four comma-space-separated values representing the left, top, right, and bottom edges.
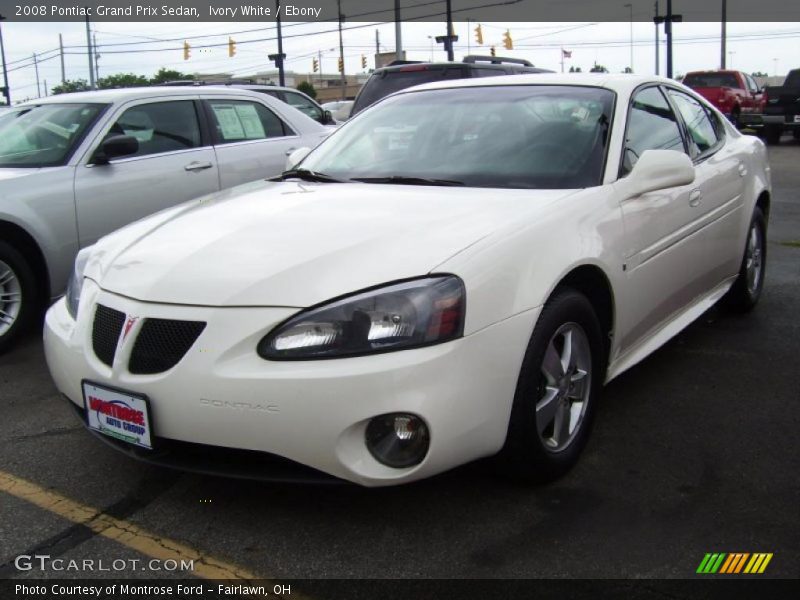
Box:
65, 247, 93, 320
258, 276, 465, 360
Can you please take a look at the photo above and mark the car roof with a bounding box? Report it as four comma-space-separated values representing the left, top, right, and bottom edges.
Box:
21, 86, 275, 105
397, 73, 676, 96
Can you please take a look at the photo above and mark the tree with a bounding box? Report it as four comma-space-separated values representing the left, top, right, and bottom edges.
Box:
297, 81, 317, 99
151, 68, 194, 85
751, 71, 768, 78
569, 66, 583, 73
589, 64, 608, 73
97, 73, 149, 89
51, 79, 90, 95
622, 66, 633, 74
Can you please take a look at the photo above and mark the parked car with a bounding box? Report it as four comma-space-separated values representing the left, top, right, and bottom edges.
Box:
349, 55, 553, 117
322, 100, 354, 122
0, 87, 329, 352
744, 68, 800, 144
163, 80, 336, 126
682, 70, 762, 127
44, 74, 770, 486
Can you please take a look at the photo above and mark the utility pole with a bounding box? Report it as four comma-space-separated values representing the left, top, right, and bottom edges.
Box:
85, 15, 95, 89
654, 1, 660, 75
33, 53, 40, 98
93, 32, 100, 81
445, 0, 455, 61
318, 49, 323, 86
337, 0, 345, 99
43, 79, 47, 96
59, 33, 66, 83
394, 0, 402, 61
276, 1, 284, 86
375, 29, 380, 58
0, 14, 10, 105
720, 0, 727, 69
624, 3, 633, 73
466, 18, 471, 55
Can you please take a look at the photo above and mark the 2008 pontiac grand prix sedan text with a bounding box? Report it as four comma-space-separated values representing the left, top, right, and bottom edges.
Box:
43, 74, 770, 486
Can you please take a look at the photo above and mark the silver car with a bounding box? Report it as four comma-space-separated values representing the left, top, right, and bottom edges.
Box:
0, 87, 329, 352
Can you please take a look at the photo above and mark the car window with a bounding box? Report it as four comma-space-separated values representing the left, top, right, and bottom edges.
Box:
206, 100, 293, 144
302, 85, 615, 190
283, 91, 323, 121
472, 68, 506, 78
622, 86, 685, 175
746, 75, 759, 93
667, 90, 720, 157
682, 73, 740, 88
352, 67, 466, 115
109, 101, 201, 158
0, 103, 106, 168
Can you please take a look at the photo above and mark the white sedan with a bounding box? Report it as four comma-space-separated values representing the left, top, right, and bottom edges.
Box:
44, 74, 770, 486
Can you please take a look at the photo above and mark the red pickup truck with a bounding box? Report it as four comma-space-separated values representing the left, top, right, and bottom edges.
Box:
681, 70, 763, 127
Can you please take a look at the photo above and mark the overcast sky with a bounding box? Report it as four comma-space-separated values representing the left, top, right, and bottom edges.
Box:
2, 20, 798, 101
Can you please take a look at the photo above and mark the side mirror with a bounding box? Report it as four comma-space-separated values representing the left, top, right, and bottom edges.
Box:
94, 135, 139, 164
618, 149, 695, 197
285, 146, 311, 171
322, 109, 335, 125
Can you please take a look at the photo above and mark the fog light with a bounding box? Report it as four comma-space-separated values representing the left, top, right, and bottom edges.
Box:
365, 413, 430, 468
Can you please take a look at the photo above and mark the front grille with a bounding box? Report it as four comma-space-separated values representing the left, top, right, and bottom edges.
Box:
92, 305, 126, 367
128, 318, 206, 375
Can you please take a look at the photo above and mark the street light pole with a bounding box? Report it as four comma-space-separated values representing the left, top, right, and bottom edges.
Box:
654, 1, 660, 75
721, 0, 727, 69
624, 3, 633, 73
0, 14, 10, 105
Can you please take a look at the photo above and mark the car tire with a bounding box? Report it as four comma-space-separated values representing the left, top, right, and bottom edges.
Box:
764, 126, 782, 145
721, 207, 767, 313
0, 241, 38, 354
730, 107, 741, 129
496, 288, 605, 483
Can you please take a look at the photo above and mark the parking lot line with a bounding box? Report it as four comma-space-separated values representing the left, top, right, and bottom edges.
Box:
0, 468, 261, 581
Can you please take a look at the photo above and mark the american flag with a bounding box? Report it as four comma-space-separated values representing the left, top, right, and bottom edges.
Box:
562, 49, 572, 58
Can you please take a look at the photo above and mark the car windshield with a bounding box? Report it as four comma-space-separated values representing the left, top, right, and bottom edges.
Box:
683, 73, 740, 88
0, 103, 106, 168
302, 85, 615, 190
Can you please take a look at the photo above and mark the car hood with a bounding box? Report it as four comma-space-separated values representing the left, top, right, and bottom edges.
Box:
88, 180, 575, 307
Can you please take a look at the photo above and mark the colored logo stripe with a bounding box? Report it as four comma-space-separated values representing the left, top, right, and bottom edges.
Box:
697, 552, 773, 574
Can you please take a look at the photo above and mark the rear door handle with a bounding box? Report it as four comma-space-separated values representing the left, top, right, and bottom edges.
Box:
184, 161, 213, 172
689, 189, 703, 207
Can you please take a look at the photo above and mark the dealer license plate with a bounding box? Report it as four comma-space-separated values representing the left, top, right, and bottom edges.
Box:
82, 381, 153, 449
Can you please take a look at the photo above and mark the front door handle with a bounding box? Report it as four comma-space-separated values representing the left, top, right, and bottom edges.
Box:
285, 147, 297, 156
738, 162, 747, 177
184, 161, 213, 172
689, 189, 703, 208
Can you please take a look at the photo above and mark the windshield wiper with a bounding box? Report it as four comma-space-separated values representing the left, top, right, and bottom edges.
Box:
272, 168, 344, 183
351, 176, 465, 187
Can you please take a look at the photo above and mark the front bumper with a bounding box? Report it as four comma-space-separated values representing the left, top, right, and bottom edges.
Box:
44, 282, 539, 486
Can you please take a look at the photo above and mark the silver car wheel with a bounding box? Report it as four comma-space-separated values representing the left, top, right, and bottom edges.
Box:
745, 222, 764, 296
536, 322, 592, 453
0, 259, 22, 337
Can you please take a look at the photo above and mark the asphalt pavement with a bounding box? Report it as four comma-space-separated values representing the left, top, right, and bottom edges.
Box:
1, 139, 798, 587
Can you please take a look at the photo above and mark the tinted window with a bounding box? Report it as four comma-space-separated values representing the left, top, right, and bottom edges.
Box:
110, 101, 201, 158
206, 100, 292, 143
683, 73, 740, 89
784, 70, 800, 87
283, 91, 323, 122
623, 86, 684, 175
352, 67, 466, 115
302, 85, 615, 190
0, 103, 105, 167
472, 68, 507, 78
667, 90, 720, 157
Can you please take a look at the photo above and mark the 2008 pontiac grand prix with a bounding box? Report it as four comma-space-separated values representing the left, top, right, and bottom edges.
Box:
43, 74, 770, 486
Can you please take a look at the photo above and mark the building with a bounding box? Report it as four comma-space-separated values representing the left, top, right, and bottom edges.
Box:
192, 70, 369, 102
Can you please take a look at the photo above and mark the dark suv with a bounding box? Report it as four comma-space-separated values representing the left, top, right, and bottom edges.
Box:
350, 55, 553, 117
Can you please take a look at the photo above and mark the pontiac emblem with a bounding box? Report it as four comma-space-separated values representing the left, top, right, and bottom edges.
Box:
122, 316, 139, 342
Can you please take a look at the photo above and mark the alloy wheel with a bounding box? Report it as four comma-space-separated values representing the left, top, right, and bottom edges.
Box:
0, 259, 22, 337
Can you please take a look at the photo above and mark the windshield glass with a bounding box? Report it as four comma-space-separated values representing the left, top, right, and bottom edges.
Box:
683, 73, 740, 88
0, 103, 106, 168
302, 85, 614, 189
